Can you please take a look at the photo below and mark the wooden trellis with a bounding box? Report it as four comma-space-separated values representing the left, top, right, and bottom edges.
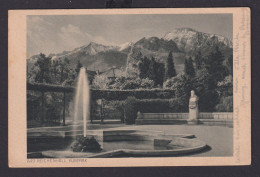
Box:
27, 82, 174, 126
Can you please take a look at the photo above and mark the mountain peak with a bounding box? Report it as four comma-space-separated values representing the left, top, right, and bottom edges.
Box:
119, 42, 133, 51
83, 42, 117, 55
163, 28, 232, 50
171, 27, 197, 33
163, 28, 198, 39
87, 41, 101, 47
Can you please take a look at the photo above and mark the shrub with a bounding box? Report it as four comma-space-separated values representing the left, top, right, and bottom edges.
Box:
163, 76, 179, 88
121, 78, 142, 89
103, 100, 125, 122
124, 97, 138, 124
137, 98, 188, 113
27, 92, 42, 121
27, 90, 73, 127
123, 97, 188, 124
163, 74, 193, 111
137, 99, 171, 113
111, 77, 155, 90
215, 96, 233, 112
139, 78, 155, 89
91, 89, 175, 100
92, 75, 111, 89
217, 75, 233, 97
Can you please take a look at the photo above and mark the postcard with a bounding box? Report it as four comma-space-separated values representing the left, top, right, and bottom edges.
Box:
8, 8, 251, 167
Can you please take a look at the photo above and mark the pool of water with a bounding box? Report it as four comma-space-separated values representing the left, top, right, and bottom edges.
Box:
28, 137, 72, 153
103, 140, 184, 151
28, 136, 185, 154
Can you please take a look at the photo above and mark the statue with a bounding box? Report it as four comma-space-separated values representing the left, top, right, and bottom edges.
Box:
188, 90, 199, 124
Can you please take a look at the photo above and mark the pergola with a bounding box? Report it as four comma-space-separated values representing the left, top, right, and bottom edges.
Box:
27, 82, 175, 125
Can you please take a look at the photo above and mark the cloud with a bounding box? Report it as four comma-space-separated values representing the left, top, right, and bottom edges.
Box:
58, 24, 115, 49
27, 16, 58, 57
58, 24, 92, 50
27, 17, 115, 57
93, 35, 116, 46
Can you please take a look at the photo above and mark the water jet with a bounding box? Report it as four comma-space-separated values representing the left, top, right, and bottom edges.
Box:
71, 67, 101, 152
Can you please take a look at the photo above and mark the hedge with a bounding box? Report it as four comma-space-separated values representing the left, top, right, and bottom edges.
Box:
92, 89, 175, 100
27, 82, 175, 100
124, 97, 188, 124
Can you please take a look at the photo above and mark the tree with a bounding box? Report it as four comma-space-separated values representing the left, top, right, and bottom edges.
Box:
126, 50, 142, 78
184, 57, 195, 77
147, 57, 157, 82
138, 56, 150, 79
51, 60, 59, 81
34, 53, 52, 83
59, 58, 70, 84
215, 96, 233, 112
139, 78, 155, 89
110, 76, 154, 90
53, 57, 76, 86
27, 54, 77, 125
193, 67, 219, 112
75, 60, 83, 76
194, 51, 203, 70
215, 75, 233, 112
204, 46, 226, 84
163, 74, 194, 112
164, 51, 176, 81
92, 74, 111, 89
190, 47, 228, 112
154, 62, 165, 86
225, 54, 233, 76
138, 56, 165, 87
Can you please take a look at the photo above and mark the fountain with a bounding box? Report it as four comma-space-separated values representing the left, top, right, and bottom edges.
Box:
73, 67, 89, 137
71, 67, 102, 152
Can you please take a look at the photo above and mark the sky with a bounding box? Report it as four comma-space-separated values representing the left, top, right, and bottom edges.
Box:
27, 14, 232, 57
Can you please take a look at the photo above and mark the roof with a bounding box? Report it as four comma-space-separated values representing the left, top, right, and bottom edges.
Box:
100, 68, 120, 78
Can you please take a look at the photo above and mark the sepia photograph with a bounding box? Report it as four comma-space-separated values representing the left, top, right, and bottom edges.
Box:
8, 8, 250, 167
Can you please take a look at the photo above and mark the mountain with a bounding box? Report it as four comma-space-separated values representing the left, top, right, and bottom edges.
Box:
125, 37, 185, 75
78, 42, 118, 56
119, 42, 133, 52
27, 28, 233, 75
55, 42, 127, 71
163, 28, 232, 56
125, 29, 232, 75
135, 37, 180, 53
51, 42, 118, 59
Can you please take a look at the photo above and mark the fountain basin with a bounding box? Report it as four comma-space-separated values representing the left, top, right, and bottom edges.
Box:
40, 137, 206, 158
28, 129, 207, 158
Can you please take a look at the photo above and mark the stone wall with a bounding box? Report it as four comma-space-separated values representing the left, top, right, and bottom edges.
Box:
136, 112, 233, 126
199, 112, 233, 120
138, 112, 233, 120
140, 113, 189, 119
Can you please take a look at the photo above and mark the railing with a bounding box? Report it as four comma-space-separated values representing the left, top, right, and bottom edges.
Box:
27, 90, 68, 126
199, 112, 233, 120
140, 113, 189, 119
137, 112, 233, 120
